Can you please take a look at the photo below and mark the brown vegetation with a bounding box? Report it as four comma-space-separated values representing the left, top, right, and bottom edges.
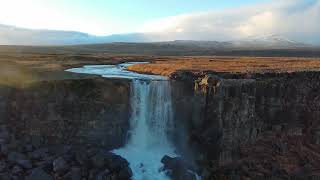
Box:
128, 56, 320, 76
0, 53, 153, 86
2, 49, 320, 84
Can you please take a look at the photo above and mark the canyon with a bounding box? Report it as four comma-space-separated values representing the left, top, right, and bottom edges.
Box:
1, 54, 320, 179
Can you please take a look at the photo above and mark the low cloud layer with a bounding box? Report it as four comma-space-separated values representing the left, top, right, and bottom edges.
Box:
141, 0, 320, 44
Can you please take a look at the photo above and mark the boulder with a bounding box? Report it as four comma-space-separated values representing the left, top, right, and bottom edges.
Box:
161, 155, 195, 172
91, 151, 129, 171
17, 159, 32, 169
26, 168, 53, 180
8, 151, 32, 169
29, 148, 50, 160
161, 155, 197, 180
0, 144, 9, 155
95, 169, 111, 180
0, 160, 7, 172
62, 167, 82, 180
24, 144, 34, 153
9, 139, 25, 153
34, 158, 54, 172
30, 136, 42, 149
0, 172, 10, 180
91, 153, 107, 169
11, 175, 23, 180
0, 126, 10, 143
89, 169, 99, 179
70, 167, 82, 180
75, 149, 89, 166
106, 154, 129, 171
11, 165, 23, 175
118, 166, 133, 180
8, 152, 27, 163
53, 157, 69, 174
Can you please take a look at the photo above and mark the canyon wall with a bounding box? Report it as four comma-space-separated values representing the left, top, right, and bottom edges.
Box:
171, 71, 320, 179
0, 77, 131, 150
2, 70, 320, 179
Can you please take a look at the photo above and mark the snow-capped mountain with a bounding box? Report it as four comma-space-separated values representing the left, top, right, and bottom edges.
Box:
0, 24, 313, 48
230, 34, 309, 49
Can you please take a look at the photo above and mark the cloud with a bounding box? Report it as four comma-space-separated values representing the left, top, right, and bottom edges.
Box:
140, 0, 320, 44
0, 0, 319, 45
0, 0, 128, 36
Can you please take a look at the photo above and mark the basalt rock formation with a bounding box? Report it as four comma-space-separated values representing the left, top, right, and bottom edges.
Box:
1, 77, 131, 150
0, 77, 133, 179
171, 71, 320, 179
1, 66, 320, 180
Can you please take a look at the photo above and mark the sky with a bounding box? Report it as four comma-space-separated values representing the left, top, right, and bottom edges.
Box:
0, 0, 270, 35
0, 0, 319, 44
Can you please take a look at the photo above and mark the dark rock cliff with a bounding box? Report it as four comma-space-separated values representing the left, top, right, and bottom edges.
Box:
0, 77, 131, 150
2, 69, 320, 179
171, 71, 320, 179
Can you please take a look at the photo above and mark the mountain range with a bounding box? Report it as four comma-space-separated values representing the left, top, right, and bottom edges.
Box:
0, 24, 314, 49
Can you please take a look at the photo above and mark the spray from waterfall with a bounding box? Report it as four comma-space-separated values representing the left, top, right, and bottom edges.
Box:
114, 80, 176, 180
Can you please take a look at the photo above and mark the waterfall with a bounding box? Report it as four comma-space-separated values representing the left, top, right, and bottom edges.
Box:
113, 79, 176, 180
66, 63, 198, 179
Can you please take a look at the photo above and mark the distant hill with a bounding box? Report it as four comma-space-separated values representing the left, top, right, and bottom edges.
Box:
0, 24, 149, 45
1, 42, 320, 57
165, 35, 310, 49
0, 24, 315, 49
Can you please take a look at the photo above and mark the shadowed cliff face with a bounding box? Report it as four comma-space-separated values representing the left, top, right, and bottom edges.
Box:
171, 71, 320, 179
1, 66, 320, 179
0, 78, 131, 150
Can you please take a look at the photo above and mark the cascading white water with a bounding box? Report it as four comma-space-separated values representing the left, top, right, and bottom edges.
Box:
114, 80, 176, 180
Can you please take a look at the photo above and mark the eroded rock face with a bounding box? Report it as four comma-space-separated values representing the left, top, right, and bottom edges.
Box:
1, 77, 131, 150
171, 71, 320, 179
2, 67, 320, 179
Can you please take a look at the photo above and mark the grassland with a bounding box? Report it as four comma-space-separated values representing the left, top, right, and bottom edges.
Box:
1, 44, 320, 86
128, 56, 320, 76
